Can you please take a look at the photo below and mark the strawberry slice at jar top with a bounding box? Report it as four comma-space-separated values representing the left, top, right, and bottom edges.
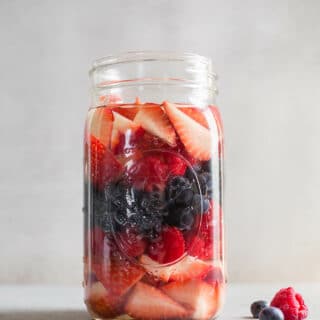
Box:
134, 104, 177, 147
163, 101, 212, 161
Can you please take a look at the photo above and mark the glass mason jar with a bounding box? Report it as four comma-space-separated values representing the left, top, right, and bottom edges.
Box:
83, 51, 225, 320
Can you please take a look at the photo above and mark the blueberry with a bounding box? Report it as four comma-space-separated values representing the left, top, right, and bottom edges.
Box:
165, 207, 194, 230
202, 198, 210, 213
103, 182, 168, 239
175, 189, 194, 205
259, 307, 284, 320
198, 172, 210, 194
185, 167, 195, 181
99, 214, 113, 233
202, 160, 212, 172
192, 194, 210, 214
169, 176, 191, 189
179, 208, 194, 230
251, 301, 269, 318
192, 194, 202, 213
113, 211, 127, 227
167, 176, 191, 199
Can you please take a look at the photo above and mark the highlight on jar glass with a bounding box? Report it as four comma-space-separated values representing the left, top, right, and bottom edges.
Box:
83, 51, 225, 320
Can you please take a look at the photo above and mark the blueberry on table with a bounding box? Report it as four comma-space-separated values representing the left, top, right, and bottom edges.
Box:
251, 300, 269, 318
259, 307, 284, 320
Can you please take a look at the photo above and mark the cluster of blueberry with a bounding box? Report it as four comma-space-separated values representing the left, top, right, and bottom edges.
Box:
90, 161, 213, 241
165, 163, 212, 230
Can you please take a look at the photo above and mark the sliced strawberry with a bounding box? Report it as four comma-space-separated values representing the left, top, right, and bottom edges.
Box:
134, 105, 177, 146
203, 264, 225, 285
93, 251, 145, 299
89, 135, 123, 189
124, 282, 190, 319
169, 255, 212, 282
113, 127, 145, 156
111, 111, 140, 150
117, 227, 147, 258
162, 279, 220, 320
163, 101, 212, 161
140, 272, 165, 287
180, 106, 209, 129
85, 282, 120, 319
147, 227, 185, 264
89, 108, 113, 147
113, 105, 140, 120
140, 254, 211, 283
166, 154, 187, 176
140, 255, 176, 282
136, 131, 171, 151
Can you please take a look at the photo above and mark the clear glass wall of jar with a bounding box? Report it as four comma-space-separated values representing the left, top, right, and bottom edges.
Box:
83, 51, 225, 320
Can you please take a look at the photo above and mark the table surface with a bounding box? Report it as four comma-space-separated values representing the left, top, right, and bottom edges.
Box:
0, 283, 318, 319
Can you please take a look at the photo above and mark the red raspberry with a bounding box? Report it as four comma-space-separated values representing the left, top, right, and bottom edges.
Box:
126, 152, 187, 192
271, 287, 308, 320
166, 154, 187, 176
126, 155, 169, 191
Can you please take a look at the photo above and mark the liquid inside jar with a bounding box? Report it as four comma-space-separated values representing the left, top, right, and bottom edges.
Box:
84, 99, 225, 320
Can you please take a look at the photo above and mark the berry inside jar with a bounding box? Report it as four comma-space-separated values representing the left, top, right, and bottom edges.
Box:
84, 99, 225, 320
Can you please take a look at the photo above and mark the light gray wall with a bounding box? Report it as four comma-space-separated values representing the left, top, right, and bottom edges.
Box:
1, 0, 319, 284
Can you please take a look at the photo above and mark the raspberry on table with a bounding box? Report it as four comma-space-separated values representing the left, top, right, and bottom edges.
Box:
270, 287, 308, 320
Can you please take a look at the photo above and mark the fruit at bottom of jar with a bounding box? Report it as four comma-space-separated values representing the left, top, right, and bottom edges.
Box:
92, 252, 145, 299
85, 281, 120, 319
140, 254, 212, 282
162, 279, 222, 320
163, 101, 212, 161
124, 281, 191, 320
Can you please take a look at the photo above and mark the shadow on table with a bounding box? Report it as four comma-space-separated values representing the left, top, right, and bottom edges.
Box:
0, 310, 89, 320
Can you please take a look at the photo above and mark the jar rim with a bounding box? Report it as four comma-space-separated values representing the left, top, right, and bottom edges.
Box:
90, 50, 216, 78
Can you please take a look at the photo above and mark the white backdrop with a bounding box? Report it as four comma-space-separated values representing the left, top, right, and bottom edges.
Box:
1, 0, 320, 284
